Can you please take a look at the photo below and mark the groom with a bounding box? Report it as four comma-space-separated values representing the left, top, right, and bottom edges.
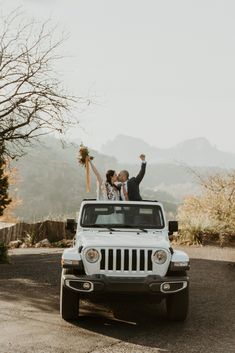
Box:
118, 154, 146, 201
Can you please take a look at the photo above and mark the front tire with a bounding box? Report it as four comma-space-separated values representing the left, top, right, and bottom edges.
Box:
60, 272, 80, 321
166, 285, 189, 321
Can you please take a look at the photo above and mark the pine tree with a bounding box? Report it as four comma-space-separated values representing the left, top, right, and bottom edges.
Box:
0, 144, 11, 216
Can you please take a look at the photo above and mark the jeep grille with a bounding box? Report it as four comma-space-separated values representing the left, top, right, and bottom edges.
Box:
100, 248, 153, 273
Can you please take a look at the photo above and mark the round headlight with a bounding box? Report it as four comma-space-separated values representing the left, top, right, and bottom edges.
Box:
153, 250, 167, 264
85, 248, 100, 263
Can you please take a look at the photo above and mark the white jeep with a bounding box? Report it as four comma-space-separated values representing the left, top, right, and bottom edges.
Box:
60, 200, 190, 321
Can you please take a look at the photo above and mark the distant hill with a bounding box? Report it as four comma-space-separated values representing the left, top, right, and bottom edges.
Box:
101, 135, 235, 168
8, 136, 226, 222
10, 138, 117, 221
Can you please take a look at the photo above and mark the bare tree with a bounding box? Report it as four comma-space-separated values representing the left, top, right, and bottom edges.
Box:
0, 143, 11, 215
0, 10, 83, 158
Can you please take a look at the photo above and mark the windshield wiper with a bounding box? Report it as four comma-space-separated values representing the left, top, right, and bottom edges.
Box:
138, 228, 148, 233
123, 225, 148, 233
84, 224, 148, 232
84, 224, 116, 232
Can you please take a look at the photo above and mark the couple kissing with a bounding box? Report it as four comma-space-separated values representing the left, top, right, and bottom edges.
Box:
88, 154, 146, 201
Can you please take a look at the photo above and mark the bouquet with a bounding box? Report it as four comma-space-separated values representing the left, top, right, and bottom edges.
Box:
78, 144, 93, 192
78, 144, 93, 166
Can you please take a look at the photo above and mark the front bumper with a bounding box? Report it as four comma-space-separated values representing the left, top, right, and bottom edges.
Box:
62, 273, 189, 295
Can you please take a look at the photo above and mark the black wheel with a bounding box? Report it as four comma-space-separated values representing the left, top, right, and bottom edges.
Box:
60, 272, 80, 321
166, 285, 189, 321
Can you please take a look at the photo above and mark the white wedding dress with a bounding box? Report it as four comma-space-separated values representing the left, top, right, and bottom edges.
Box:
96, 181, 120, 201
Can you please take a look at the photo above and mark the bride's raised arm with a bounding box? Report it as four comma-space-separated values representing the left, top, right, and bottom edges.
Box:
88, 159, 103, 186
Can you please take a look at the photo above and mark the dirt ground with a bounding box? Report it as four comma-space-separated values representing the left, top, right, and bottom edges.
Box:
0, 246, 234, 353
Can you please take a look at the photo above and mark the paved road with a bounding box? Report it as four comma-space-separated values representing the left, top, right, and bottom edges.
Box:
0, 247, 234, 353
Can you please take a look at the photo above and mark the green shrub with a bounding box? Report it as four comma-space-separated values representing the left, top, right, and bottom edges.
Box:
23, 231, 36, 247
0, 242, 9, 263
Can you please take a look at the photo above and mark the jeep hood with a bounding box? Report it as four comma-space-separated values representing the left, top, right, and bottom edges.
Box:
77, 230, 170, 250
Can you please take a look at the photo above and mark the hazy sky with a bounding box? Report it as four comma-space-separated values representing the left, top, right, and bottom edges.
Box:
2, 0, 235, 153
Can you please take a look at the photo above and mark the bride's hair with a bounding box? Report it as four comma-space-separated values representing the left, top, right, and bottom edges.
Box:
106, 170, 116, 186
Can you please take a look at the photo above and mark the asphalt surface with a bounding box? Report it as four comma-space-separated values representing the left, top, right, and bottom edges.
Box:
0, 247, 234, 353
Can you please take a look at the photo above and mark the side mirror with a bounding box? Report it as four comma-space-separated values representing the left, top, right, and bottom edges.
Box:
168, 221, 178, 236
66, 219, 77, 234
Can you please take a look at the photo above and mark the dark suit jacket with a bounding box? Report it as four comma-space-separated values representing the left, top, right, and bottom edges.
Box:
127, 162, 146, 201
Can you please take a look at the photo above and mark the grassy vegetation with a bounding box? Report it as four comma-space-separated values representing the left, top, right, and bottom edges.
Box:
177, 172, 235, 246
0, 242, 9, 263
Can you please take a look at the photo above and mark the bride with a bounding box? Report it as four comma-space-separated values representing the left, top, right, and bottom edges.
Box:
88, 157, 120, 200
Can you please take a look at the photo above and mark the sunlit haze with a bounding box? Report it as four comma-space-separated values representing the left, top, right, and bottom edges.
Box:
2, 0, 235, 154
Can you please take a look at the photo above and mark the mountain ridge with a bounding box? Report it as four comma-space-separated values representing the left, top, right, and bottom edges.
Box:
6, 136, 229, 222
101, 135, 235, 168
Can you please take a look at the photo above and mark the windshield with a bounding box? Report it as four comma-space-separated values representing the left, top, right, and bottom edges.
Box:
81, 204, 164, 229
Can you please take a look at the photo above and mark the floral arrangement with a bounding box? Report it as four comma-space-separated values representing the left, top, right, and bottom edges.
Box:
78, 144, 93, 166
77, 144, 93, 192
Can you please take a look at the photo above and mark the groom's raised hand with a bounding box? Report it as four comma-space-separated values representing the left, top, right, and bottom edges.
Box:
139, 154, 146, 162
